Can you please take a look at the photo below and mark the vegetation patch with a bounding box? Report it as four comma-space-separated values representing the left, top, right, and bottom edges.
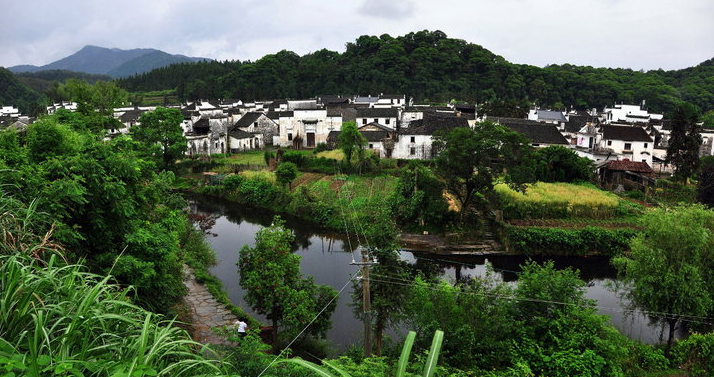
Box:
496, 182, 626, 219
503, 225, 638, 255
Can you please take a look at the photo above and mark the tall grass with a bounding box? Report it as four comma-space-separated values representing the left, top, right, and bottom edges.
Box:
495, 182, 622, 219
0, 253, 227, 376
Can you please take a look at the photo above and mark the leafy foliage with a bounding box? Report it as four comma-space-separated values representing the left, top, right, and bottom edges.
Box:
504, 226, 638, 255
697, 156, 714, 207
533, 146, 593, 183
0, 253, 224, 377
666, 102, 702, 180
432, 122, 535, 220
403, 261, 666, 376
613, 205, 714, 354
276, 162, 299, 188
133, 107, 187, 169
339, 121, 367, 170
238, 217, 337, 352
117, 31, 714, 113
391, 161, 451, 231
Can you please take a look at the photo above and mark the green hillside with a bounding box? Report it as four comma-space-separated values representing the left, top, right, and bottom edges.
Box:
117, 30, 714, 113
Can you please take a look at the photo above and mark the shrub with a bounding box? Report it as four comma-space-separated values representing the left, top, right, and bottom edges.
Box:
671, 332, 714, 377
312, 142, 328, 154
504, 226, 638, 255
282, 150, 307, 167
275, 162, 299, 188
263, 150, 275, 165
222, 174, 244, 190
304, 157, 338, 174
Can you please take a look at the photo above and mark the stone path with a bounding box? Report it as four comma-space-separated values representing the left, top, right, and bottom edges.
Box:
183, 265, 239, 346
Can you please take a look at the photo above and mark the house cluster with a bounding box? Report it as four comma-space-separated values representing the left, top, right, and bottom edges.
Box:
3, 97, 713, 185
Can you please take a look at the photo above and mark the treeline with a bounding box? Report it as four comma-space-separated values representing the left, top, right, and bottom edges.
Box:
117, 30, 714, 113
0, 67, 45, 116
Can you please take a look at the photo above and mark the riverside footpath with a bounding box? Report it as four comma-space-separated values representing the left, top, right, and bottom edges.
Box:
183, 266, 239, 346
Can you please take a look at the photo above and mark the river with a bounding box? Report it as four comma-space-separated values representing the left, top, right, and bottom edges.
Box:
188, 195, 673, 351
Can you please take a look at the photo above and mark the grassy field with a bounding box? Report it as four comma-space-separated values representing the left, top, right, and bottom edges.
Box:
215, 151, 267, 165
315, 150, 344, 160
495, 182, 629, 220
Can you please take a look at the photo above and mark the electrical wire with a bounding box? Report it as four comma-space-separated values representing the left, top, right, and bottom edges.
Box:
256, 269, 360, 377
364, 273, 714, 326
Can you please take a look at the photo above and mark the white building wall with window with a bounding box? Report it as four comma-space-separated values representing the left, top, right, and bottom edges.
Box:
393, 135, 433, 159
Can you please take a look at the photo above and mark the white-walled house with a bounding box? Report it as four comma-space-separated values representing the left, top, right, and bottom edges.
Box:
228, 129, 263, 152
393, 115, 469, 159
601, 103, 663, 124
232, 112, 278, 146
275, 109, 342, 148
374, 94, 407, 108
575, 124, 654, 166
356, 108, 399, 129
527, 108, 567, 126
0, 105, 20, 118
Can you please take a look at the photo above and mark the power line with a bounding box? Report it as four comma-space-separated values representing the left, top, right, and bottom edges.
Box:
365, 273, 714, 326
256, 269, 360, 377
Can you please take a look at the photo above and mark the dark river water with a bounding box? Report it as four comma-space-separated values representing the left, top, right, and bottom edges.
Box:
188, 195, 674, 351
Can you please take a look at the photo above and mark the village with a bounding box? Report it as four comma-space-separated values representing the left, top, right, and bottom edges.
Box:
3, 94, 712, 193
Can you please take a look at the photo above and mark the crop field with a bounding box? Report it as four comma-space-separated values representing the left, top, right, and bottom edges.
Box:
495, 182, 628, 219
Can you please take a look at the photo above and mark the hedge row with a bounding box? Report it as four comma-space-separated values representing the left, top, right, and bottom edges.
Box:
503, 225, 639, 256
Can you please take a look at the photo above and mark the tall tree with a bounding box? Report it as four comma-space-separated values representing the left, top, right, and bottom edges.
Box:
338, 121, 367, 169
698, 156, 714, 208
613, 205, 714, 356
132, 107, 186, 169
432, 122, 535, 221
238, 217, 337, 353
667, 102, 702, 180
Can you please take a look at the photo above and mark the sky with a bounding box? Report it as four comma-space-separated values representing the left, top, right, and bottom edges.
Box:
2, 0, 713, 71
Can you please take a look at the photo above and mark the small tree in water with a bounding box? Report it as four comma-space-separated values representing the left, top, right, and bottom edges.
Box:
238, 217, 337, 353
613, 205, 714, 356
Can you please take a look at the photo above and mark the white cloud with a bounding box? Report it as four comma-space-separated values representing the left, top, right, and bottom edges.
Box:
0, 0, 711, 70
359, 0, 416, 19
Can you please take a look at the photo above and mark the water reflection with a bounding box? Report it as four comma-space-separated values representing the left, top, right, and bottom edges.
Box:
188, 195, 672, 349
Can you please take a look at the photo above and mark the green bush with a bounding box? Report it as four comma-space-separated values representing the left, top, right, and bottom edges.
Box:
222, 174, 245, 190
303, 157, 338, 174
264, 150, 275, 165
313, 142, 328, 154
504, 226, 638, 255
282, 150, 307, 166
671, 332, 714, 377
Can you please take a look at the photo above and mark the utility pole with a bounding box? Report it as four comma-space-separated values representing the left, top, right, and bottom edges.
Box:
351, 247, 375, 357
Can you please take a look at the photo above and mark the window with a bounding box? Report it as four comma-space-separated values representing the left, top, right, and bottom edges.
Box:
254, 122, 258, 127
607, 140, 612, 146
644, 143, 648, 148
642, 159, 647, 163
410, 147, 416, 155
385, 119, 390, 125
410, 136, 416, 143
362, 119, 367, 125
624, 143, 632, 150
373, 118, 378, 123
369, 143, 373, 149
288, 133, 293, 141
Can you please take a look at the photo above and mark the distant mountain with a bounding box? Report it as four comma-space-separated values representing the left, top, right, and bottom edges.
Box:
8, 45, 208, 78
107, 50, 206, 78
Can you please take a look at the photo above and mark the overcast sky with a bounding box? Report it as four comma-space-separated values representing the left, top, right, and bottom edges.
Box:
2, 0, 712, 71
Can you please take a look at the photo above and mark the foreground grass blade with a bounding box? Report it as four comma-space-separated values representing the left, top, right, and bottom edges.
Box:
422, 330, 444, 377
396, 331, 416, 377
277, 358, 342, 377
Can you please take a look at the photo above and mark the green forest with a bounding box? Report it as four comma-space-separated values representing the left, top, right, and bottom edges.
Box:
115, 30, 714, 114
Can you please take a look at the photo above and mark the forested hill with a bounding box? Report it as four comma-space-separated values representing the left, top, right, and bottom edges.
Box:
0, 68, 45, 115
116, 30, 714, 114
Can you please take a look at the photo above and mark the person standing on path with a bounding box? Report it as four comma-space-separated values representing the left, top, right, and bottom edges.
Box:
235, 319, 248, 338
